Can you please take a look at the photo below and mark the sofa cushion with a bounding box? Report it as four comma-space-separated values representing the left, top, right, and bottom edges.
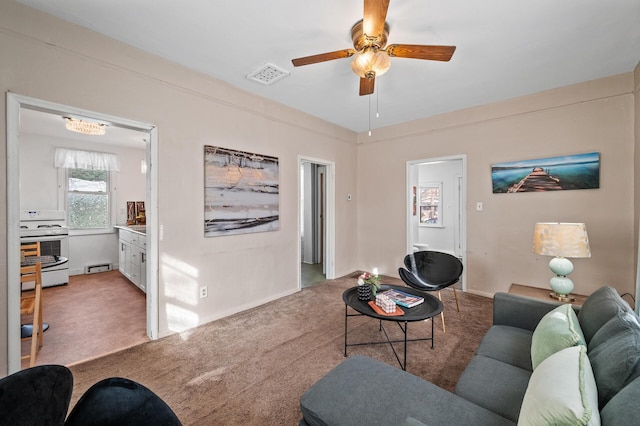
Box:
531, 304, 585, 369
518, 346, 600, 426
578, 286, 629, 343
300, 355, 515, 426
454, 355, 531, 423
600, 376, 640, 426
476, 325, 533, 371
587, 310, 640, 408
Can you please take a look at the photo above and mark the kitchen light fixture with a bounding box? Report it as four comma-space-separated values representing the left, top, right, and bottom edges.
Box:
532, 222, 591, 302
350, 47, 391, 80
64, 117, 107, 136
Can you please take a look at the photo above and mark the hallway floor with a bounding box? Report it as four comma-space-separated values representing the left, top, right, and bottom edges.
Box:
301, 262, 325, 288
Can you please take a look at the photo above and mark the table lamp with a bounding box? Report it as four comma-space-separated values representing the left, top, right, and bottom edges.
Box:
532, 222, 591, 302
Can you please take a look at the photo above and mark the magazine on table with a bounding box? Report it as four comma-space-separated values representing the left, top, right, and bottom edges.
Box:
381, 289, 424, 308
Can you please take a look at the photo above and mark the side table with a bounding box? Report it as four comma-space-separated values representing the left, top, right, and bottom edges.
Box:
509, 283, 588, 306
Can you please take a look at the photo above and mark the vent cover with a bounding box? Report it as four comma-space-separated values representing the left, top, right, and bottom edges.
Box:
246, 63, 290, 85
85, 263, 112, 274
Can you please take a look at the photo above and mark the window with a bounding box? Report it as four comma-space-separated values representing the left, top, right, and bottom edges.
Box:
67, 168, 110, 229
419, 183, 442, 227
55, 148, 119, 233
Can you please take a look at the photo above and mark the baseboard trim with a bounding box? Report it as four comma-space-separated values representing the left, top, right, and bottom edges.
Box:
466, 289, 494, 299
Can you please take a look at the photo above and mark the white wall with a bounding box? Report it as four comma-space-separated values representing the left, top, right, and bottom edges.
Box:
411, 160, 463, 254
301, 162, 313, 263
19, 132, 146, 274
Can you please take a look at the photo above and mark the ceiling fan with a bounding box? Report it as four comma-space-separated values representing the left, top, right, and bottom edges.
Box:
291, 0, 456, 96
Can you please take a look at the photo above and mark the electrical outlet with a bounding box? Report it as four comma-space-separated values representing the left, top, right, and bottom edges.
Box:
200, 286, 208, 298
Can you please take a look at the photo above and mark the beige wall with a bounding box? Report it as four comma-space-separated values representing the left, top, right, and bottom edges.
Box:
0, 2, 358, 374
1, 1, 638, 376
357, 74, 636, 298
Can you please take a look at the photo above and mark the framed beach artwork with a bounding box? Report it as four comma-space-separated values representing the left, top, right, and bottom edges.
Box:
204, 145, 279, 237
491, 152, 600, 194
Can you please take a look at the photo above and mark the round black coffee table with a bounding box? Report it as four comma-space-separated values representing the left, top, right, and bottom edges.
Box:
342, 284, 443, 370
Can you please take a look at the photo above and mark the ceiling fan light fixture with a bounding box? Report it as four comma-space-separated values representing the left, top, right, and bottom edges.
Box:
64, 117, 107, 136
350, 47, 391, 79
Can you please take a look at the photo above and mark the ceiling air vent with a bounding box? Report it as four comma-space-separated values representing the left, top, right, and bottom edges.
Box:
246, 63, 290, 85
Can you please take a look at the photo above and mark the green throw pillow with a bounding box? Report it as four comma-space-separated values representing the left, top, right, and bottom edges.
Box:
519, 346, 600, 426
531, 304, 586, 369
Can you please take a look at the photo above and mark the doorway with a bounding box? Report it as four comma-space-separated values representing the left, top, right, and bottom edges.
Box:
406, 155, 467, 290
299, 157, 335, 288
6, 93, 159, 374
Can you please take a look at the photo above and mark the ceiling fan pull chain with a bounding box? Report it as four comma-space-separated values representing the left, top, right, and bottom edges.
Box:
368, 94, 372, 136
376, 84, 380, 118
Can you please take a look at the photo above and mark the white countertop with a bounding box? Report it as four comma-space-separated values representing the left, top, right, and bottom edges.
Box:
114, 225, 146, 236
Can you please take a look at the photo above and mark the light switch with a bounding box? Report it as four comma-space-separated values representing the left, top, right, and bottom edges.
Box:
476, 202, 483, 211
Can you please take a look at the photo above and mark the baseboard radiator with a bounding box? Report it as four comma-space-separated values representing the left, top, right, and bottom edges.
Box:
85, 263, 113, 274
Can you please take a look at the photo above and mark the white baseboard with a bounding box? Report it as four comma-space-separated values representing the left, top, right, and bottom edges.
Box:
465, 288, 494, 299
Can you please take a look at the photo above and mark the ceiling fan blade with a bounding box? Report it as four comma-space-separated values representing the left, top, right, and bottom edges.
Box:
292, 49, 355, 67
386, 44, 456, 61
363, 0, 390, 37
359, 77, 375, 96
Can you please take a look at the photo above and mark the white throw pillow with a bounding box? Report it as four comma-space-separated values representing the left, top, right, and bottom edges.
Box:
519, 346, 600, 426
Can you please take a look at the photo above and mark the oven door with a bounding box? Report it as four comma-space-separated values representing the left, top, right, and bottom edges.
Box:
21, 234, 69, 288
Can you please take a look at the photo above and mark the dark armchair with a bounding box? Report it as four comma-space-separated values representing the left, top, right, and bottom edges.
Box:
398, 250, 463, 332
0, 364, 73, 426
65, 377, 182, 426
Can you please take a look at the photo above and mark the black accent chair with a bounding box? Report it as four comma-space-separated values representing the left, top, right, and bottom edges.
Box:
398, 251, 463, 332
65, 377, 182, 426
0, 364, 73, 426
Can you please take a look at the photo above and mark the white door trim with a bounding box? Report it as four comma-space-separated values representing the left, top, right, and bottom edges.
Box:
5, 93, 159, 373
298, 156, 335, 287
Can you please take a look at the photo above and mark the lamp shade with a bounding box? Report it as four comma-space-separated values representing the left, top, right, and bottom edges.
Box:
350, 47, 391, 79
532, 222, 591, 258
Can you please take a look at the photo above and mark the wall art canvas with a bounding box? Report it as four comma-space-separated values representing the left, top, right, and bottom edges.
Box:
491, 152, 600, 194
204, 145, 279, 236
126, 201, 135, 225
127, 201, 145, 224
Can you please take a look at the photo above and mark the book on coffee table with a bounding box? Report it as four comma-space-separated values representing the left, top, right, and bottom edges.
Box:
381, 289, 424, 308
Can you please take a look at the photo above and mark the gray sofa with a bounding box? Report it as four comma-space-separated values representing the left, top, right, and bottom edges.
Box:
299, 286, 640, 425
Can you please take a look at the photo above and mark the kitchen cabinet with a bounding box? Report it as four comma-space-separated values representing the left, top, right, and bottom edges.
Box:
117, 227, 146, 293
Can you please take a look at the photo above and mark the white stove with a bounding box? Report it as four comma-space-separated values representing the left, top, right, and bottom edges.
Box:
20, 210, 69, 287
20, 210, 69, 236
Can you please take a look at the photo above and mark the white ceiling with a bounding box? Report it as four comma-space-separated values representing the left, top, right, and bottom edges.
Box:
16, 0, 640, 133
20, 108, 148, 149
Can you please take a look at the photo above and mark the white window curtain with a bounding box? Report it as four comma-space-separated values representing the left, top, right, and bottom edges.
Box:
54, 148, 120, 171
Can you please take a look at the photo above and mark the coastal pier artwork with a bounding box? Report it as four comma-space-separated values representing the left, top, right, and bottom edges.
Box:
507, 168, 563, 192
491, 152, 600, 194
204, 145, 279, 237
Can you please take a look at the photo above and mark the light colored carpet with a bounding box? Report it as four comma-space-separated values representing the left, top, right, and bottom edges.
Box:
69, 274, 493, 425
